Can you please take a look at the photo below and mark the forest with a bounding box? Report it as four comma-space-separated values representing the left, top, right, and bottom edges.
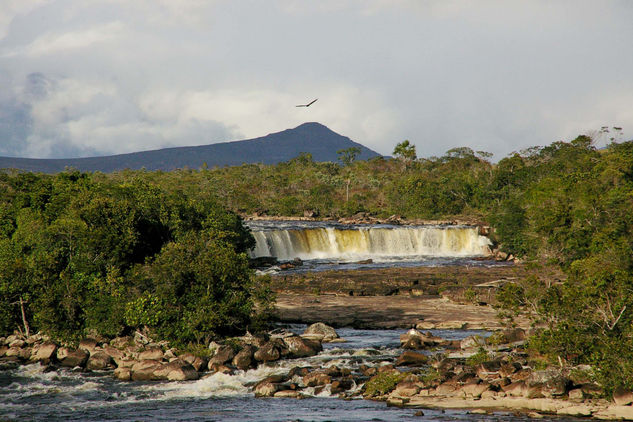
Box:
2, 133, 633, 391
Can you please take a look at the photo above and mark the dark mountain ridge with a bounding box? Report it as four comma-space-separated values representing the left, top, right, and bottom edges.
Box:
0, 122, 382, 173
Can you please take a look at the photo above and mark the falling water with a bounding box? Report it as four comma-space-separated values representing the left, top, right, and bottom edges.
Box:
249, 223, 491, 261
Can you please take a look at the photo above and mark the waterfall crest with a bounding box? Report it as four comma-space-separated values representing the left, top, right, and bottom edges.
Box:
249, 226, 491, 260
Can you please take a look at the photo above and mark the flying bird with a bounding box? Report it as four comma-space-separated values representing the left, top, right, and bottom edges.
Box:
296, 98, 318, 107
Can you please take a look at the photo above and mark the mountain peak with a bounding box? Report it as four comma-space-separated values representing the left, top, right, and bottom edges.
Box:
0, 122, 382, 173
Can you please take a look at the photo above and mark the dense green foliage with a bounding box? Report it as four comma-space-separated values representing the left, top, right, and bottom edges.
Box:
3, 132, 633, 394
0, 171, 271, 345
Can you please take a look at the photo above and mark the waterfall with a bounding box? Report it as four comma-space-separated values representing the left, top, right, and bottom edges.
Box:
249, 226, 491, 260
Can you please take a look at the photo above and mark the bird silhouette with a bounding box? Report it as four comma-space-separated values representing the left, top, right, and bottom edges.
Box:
296, 98, 318, 107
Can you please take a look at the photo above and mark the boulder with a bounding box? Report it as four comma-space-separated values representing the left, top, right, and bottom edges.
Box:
153, 360, 199, 381
331, 379, 354, 394
180, 353, 209, 372
209, 345, 235, 366
102, 345, 126, 366
30, 342, 58, 363
303, 372, 331, 387
499, 361, 522, 377
303, 323, 339, 342
613, 387, 633, 406
392, 381, 420, 397
232, 345, 255, 370
435, 382, 458, 396
113, 367, 132, 381
254, 342, 280, 362
254, 381, 278, 397
78, 338, 99, 353
476, 360, 502, 379
0, 346, 8, 358
57, 347, 89, 368
131, 359, 163, 381
138, 346, 164, 361
396, 351, 429, 367
503, 380, 528, 397
86, 351, 114, 370
461, 381, 490, 398
568, 388, 584, 401
400, 329, 445, 350
283, 335, 322, 358
274, 390, 301, 398
528, 370, 569, 397
9, 339, 25, 348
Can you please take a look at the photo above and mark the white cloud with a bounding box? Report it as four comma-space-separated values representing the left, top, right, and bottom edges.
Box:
0, 1, 632, 159
15, 21, 125, 57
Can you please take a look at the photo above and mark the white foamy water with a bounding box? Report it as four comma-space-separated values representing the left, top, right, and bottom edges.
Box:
249, 224, 491, 261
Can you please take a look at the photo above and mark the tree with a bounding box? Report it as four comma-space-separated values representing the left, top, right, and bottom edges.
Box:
337, 147, 361, 166
393, 140, 417, 161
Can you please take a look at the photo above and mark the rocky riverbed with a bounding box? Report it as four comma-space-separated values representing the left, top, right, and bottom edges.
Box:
3, 323, 633, 420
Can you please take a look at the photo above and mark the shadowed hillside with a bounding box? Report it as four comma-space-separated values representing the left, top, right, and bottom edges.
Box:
0, 122, 381, 173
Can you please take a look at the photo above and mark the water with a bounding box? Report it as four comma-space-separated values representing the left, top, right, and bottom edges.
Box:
247, 221, 501, 274
1, 327, 580, 421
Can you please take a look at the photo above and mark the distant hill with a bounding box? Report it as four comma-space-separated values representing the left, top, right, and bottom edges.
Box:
0, 122, 382, 173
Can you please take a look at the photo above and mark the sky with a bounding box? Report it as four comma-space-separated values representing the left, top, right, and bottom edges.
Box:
1, 0, 632, 160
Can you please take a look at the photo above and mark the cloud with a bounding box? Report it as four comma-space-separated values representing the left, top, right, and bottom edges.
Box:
0, 1, 631, 160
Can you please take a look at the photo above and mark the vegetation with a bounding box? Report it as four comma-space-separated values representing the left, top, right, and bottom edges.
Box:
0, 171, 272, 346
363, 370, 406, 397
2, 128, 633, 394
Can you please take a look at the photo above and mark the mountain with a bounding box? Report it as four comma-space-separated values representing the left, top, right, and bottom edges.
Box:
0, 123, 382, 173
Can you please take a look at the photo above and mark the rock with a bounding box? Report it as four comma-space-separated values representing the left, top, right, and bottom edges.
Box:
78, 338, 99, 353
0, 346, 8, 358
613, 387, 633, 406
86, 351, 114, 370
180, 353, 209, 372
528, 370, 569, 397
303, 323, 339, 342
30, 342, 58, 363
131, 360, 163, 381
110, 336, 133, 349
568, 388, 584, 401
9, 346, 32, 360
210, 345, 236, 366
283, 336, 322, 358
232, 345, 255, 370
153, 360, 199, 381
499, 361, 522, 377
249, 256, 279, 268
208, 363, 233, 375
435, 382, 458, 396
274, 390, 301, 398
400, 329, 445, 350
460, 335, 486, 350
139, 346, 164, 361
113, 367, 132, 381
392, 381, 420, 397
303, 372, 331, 387
9, 339, 25, 348
331, 379, 354, 394
102, 345, 126, 366
476, 360, 502, 379
395, 351, 429, 367
461, 381, 490, 398
254, 342, 280, 362
503, 380, 528, 397
57, 347, 89, 368
254, 381, 278, 397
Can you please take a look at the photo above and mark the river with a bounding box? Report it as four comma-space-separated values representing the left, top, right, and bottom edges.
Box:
1, 326, 581, 421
